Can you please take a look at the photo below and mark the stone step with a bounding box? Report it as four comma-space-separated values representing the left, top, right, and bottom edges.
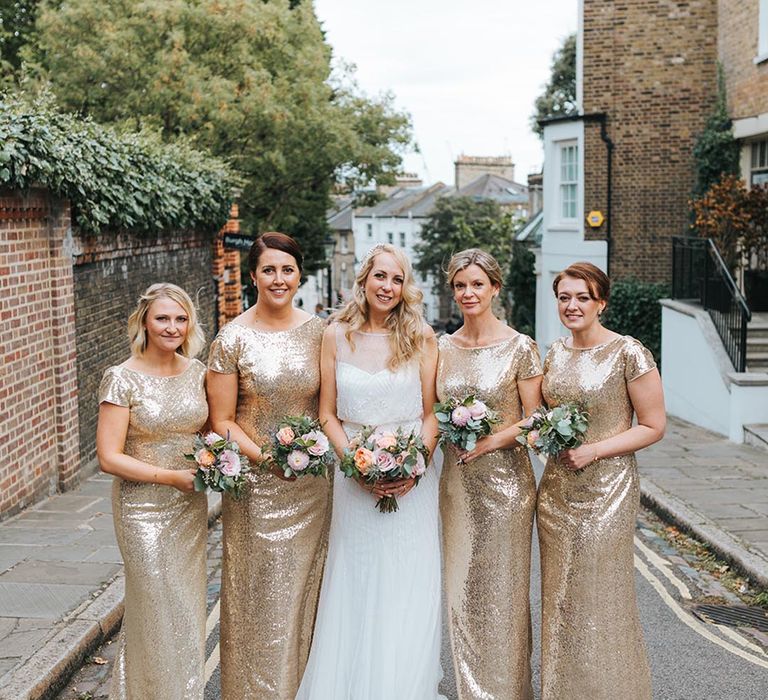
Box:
744, 424, 768, 452
747, 339, 768, 352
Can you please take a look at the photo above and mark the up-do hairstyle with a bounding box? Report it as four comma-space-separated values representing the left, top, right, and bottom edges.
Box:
446, 248, 504, 289
127, 283, 205, 358
247, 232, 303, 275
552, 262, 611, 305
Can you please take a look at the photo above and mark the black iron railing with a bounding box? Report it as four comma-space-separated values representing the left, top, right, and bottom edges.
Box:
671, 236, 751, 372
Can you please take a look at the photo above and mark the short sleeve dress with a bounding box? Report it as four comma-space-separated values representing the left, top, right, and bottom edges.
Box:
537, 335, 657, 700
208, 315, 331, 700
99, 359, 209, 700
437, 332, 542, 700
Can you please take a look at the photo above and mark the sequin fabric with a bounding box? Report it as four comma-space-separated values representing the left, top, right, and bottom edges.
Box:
99, 360, 209, 700
208, 316, 331, 700
537, 335, 656, 700
437, 333, 541, 700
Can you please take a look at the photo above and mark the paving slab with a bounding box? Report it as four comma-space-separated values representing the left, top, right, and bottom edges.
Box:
0, 583, 94, 619
0, 561, 121, 586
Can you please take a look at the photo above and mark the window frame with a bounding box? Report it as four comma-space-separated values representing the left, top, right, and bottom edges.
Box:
557, 141, 579, 224
750, 138, 768, 186
758, 0, 768, 63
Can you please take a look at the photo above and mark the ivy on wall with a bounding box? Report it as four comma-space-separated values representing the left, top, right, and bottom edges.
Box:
0, 94, 235, 234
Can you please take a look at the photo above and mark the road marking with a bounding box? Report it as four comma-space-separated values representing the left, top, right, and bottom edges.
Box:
634, 554, 768, 668
206, 599, 220, 639
633, 535, 691, 599
206, 643, 220, 682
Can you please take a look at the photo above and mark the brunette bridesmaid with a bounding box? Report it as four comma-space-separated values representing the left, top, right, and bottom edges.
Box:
437, 249, 542, 700
96, 283, 208, 699
537, 262, 665, 699
206, 232, 330, 700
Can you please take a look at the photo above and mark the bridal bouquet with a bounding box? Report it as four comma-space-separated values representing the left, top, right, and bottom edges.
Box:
434, 394, 501, 451
186, 431, 251, 499
516, 403, 589, 457
264, 416, 334, 478
340, 426, 428, 513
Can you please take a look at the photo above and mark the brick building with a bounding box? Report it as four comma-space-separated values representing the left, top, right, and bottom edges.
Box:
535, 0, 768, 352
0, 189, 241, 520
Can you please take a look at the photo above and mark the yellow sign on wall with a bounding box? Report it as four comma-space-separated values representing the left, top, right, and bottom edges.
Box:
587, 210, 604, 228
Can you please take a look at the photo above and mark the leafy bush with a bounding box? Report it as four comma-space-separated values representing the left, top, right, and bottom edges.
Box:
603, 279, 668, 365
506, 242, 536, 336
0, 93, 234, 234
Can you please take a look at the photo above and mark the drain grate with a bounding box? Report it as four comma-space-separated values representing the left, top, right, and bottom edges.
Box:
690, 603, 768, 633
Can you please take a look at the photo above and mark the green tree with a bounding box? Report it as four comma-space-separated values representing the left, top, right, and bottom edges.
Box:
692, 64, 740, 198
506, 242, 536, 336
414, 196, 519, 320
26, 0, 412, 269
0, 0, 38, 82
531, 33, 576, 138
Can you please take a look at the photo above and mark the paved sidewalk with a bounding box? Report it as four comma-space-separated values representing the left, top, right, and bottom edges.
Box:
638, 416, 768, 588
0, 474, 220, 700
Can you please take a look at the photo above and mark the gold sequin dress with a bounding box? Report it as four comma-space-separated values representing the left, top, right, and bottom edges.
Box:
99, 360, 209, 700
437, 333, 541, 700
208, 316, 331, 700
537, 335, 656, 700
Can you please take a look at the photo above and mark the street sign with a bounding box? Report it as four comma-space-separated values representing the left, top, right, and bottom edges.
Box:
222, 233, 254, 251
587, 210, 605, 228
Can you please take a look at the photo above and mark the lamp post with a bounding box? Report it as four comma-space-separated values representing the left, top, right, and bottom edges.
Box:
323, 234, 337, 310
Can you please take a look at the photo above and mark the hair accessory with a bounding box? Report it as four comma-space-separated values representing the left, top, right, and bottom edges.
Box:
358, 243, 389, 269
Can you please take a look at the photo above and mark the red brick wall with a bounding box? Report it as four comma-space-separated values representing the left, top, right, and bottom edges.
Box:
582, 0, 719, 283
0, 189, 80, 517
213, 203, 243, 329
719, 0, 768, 120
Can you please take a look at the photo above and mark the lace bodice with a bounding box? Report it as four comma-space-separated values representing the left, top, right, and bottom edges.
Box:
334, 325, 423, 431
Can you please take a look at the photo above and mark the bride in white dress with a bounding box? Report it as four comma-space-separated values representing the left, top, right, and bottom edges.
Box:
296, 244, 444, 700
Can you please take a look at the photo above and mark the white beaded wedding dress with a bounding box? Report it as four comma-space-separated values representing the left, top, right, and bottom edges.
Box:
296, 327, 444, 700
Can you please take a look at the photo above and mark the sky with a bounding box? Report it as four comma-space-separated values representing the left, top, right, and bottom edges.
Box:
314, 0, 578, 188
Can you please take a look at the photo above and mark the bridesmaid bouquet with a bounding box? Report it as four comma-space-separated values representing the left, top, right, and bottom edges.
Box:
186, 431, 251, 498
433, 394, 501, 451
340, 426, 428, 513
263, 416, 334, 478
516, 403, 589, 457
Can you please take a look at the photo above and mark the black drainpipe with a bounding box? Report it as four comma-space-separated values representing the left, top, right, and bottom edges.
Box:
581, 113, 614, 276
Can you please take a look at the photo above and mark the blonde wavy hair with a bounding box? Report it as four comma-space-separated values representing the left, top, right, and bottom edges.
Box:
333, 244, 425, 369
127, 283, 205, 358
446, 248, 504, 289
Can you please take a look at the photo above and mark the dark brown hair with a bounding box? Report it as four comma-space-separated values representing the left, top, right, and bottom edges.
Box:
247, 232, 303, 274
552, 262, 610, 302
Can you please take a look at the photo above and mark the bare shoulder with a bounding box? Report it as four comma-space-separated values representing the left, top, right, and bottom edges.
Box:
421, 322, 437, 341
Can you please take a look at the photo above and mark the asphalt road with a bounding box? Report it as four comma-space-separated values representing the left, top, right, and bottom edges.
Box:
58, 459, 768, 700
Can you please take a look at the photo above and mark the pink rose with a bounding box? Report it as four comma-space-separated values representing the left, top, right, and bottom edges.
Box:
204, 432, 223, 446
195, 448, 215, 469
468, 400, 488, 420
277, 426, 296, 446
303, 430, 329, 456
526, 430, 540, 448
451, 405, 471, 427
287, 450, 310, 472
219, 449, 242, 477
413, 451, 426, 476
374, 449, 397, 473
395, 451, 408, 465
374, 433, 398, 450
521, 416, 535, 429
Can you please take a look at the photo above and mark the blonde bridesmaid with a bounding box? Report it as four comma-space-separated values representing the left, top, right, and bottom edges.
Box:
96, 283, 208, 699
538, 262, 665, 699
437, 249, 542, 700
206, 232, 330, 700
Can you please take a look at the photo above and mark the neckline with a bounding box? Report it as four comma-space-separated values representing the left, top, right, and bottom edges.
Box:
562, 334, 623, 351
355, 329, 391, 337
120, 359, 196, 379
232, 314, 314, 335
445, 332, 519, 350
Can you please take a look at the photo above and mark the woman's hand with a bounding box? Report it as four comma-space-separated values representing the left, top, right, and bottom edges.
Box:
459, 434, 501, 464
169, 468, 198, 493
357, 476, 415, 499
559, 444, 599, 471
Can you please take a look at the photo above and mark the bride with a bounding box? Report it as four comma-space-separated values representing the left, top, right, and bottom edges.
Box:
296, 244, 444, 699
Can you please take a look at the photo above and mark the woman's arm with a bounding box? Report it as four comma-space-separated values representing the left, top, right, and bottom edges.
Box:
560, 368, 666, 470
96, 403, 196, 492
460, 373, 543, 463
318, 325, 352, 458
206, 370, 264, 463
419, 327, 440, 458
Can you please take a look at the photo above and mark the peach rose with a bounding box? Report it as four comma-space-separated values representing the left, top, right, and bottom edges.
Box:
374, 433, 398, 450
354, 447, 375, 475
195, 448, 216, 468
526, 430, 540, 448
277, 426, 295, 446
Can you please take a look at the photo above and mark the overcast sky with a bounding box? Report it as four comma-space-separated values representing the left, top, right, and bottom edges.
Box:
314, 0, 578, 187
